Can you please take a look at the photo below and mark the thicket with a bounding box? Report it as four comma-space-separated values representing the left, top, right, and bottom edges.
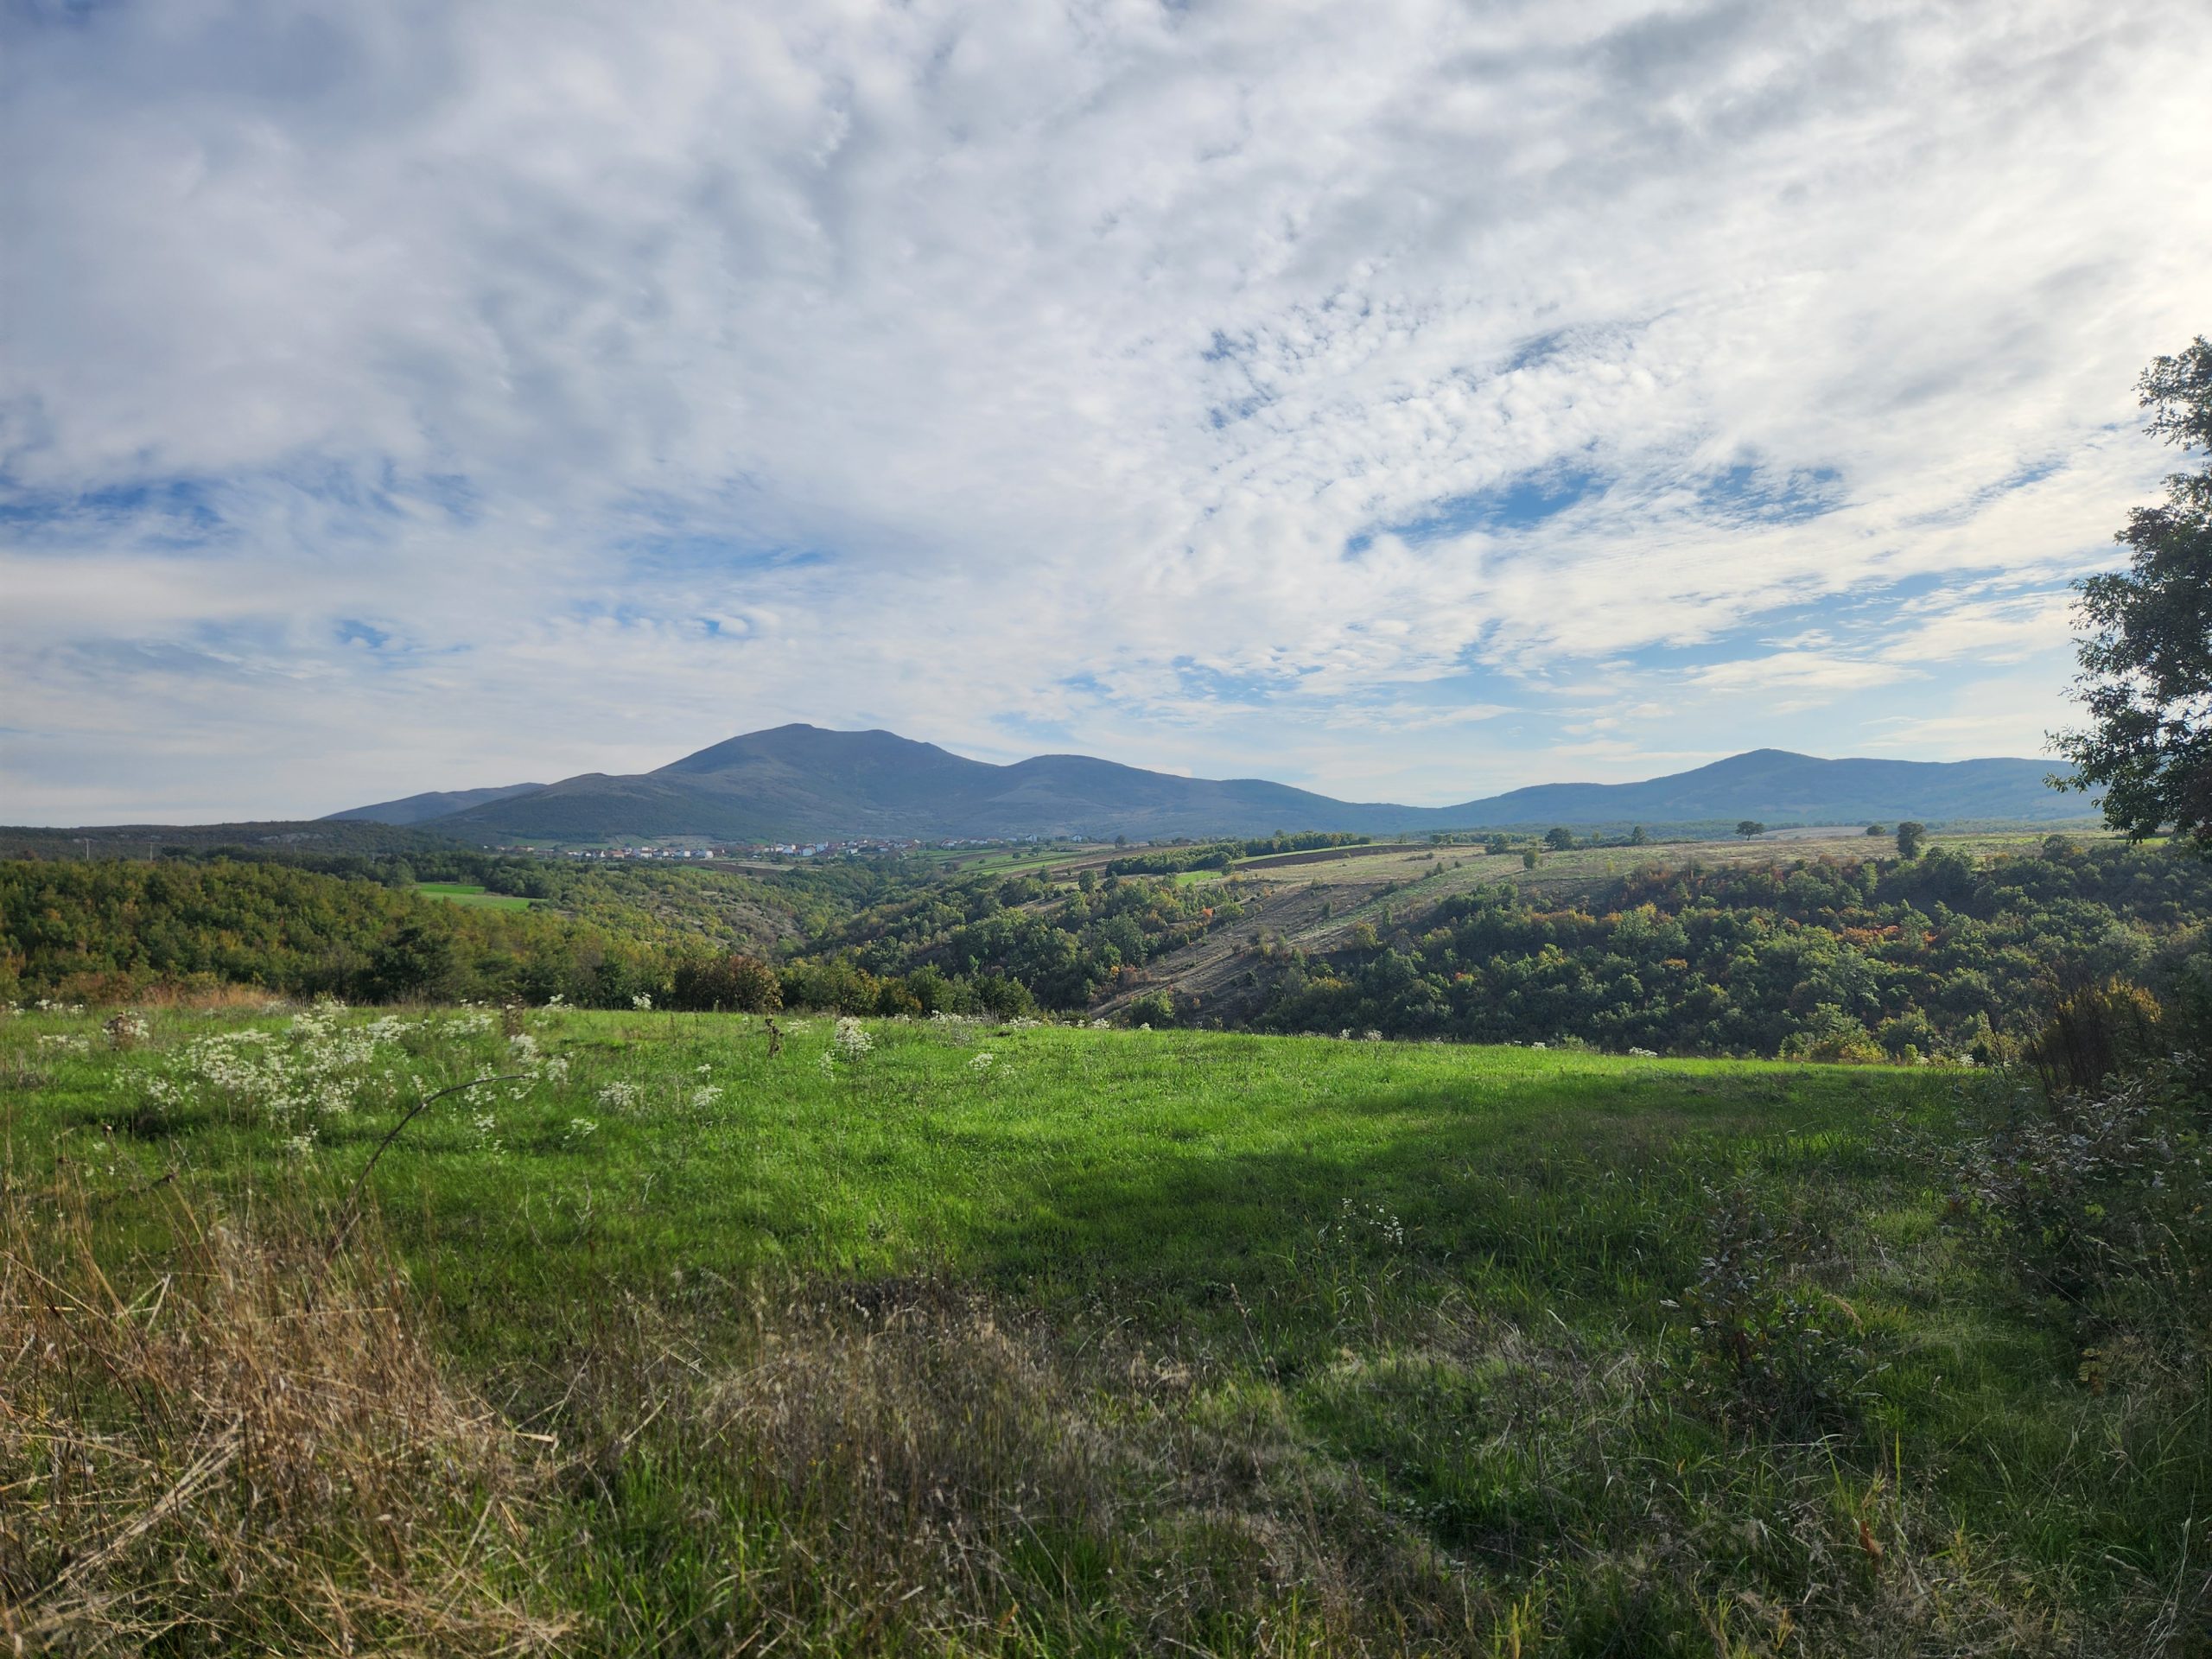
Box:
1253, 841, 2212, 1058
0, 859, 1033, 1017
810, 865, 1240, 1005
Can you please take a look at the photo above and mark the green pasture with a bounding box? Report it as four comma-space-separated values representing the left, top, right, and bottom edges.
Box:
7, 1007, 2201, 1653
415, 880, 534, 910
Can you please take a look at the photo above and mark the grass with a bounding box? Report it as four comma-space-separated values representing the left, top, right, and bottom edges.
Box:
4, 1005, 2204, 1654
417, 880, 536, 909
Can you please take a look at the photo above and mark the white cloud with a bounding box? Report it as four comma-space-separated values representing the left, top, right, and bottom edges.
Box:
2, 0, 2205, 819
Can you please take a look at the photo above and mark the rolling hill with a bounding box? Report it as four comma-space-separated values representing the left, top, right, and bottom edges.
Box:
1452, 749, 2081, 829
325, 781, 547, 826
326, 725, 2084, 843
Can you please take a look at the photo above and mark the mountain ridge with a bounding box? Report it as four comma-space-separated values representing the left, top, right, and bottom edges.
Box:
325, 781, 547, 826
327, 724, 2084, 842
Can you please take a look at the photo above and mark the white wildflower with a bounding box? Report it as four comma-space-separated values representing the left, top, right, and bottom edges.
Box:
104, 1012, 150, 1048
597, 1081, 641, 1114
563, 1117, 598, 1147
832, 1018, 873, 1061
632, 994, 653, 1012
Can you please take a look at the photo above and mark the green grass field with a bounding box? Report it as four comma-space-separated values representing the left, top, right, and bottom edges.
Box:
416, 879, 536, 909
5, 1005, 2203, 1654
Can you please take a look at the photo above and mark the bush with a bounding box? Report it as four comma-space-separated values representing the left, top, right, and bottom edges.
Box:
669, 952, 785, 1013
1951, 1058, 2212, 1373
1124, 990, 1175, 1027
2031, 976, 2164, 1092
1675, 1187, 1884, 1437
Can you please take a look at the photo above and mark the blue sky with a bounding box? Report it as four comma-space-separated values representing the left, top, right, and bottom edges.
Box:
3, 0, 2208, 823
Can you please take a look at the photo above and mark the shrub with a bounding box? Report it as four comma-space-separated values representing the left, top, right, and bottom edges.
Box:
1675, 1187, 1884, 1437
1951, 1058, 2212, 1372
669, 952, 784, 1014
2031, 976, 2164, 1092
1125, 990, 1175, 1027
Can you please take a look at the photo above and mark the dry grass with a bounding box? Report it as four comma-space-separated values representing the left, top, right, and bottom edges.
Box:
546, 1276, 1489, 1656
0, 1169, 567, 1656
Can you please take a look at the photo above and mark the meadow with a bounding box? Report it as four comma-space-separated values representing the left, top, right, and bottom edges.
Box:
417, 880, 537, 910
4, 1001, 2203, 1655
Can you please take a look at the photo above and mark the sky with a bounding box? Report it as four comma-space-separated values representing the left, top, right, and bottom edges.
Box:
3, 0, 2209, 824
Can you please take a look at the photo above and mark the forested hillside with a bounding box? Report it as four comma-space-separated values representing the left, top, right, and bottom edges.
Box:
1252, 842, 2212, 1059
5, 837, 2207, 1062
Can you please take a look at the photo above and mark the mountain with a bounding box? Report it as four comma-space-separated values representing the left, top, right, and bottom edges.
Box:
421, 727, 1396, 842
1450, 750, 2076, 828
331, 724, 2084, 843
327, 782, 548, 826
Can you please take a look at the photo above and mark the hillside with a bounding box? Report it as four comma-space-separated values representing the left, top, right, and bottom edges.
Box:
341, 724, 2083, 843
327, 781, 546, 825
1452, 747, 2077, 826
13, 1007, 2205, 1650
416, 725, 1403, 842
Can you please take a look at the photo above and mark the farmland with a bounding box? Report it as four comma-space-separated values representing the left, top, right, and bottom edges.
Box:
5, 1002, 2206, 1653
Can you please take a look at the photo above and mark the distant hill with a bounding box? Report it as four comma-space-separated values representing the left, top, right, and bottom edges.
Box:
421, 727, 1390, 842
0, 818, 467, 861
327, 782, 547, 826
329, 724, 2082, 843
1450, 749, 2077, 829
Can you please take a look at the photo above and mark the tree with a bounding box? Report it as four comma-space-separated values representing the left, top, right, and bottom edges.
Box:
1522, 848, 1541, 869
1484, 834, 1513, 855
1544, 826, 1575, 851
1736, 820, 1766, 840
671, 952, 782, 1012
367, 919, 457, 1002
1629, 825, 1648, 846
1896, 821, 1927, 860
2055, 336, 2212, 856
1866, 823, 1886, 837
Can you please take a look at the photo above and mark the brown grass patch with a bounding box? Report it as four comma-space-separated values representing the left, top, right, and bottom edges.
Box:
0, 1172, 567, 1656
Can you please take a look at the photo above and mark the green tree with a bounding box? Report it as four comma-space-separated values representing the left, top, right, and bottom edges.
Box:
1736, 821, 1766, 840
366, 919, 458, 1002
1544, 827, 1575, 851
2056, 337, 2212, 855
1895, 821, 1927, 860
1522, 848, 1541, 869
1865, 823, 1886, 837
1629, 825, 1648, 846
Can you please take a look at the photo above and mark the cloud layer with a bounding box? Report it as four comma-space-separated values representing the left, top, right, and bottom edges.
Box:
4, 0, 2207, 821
